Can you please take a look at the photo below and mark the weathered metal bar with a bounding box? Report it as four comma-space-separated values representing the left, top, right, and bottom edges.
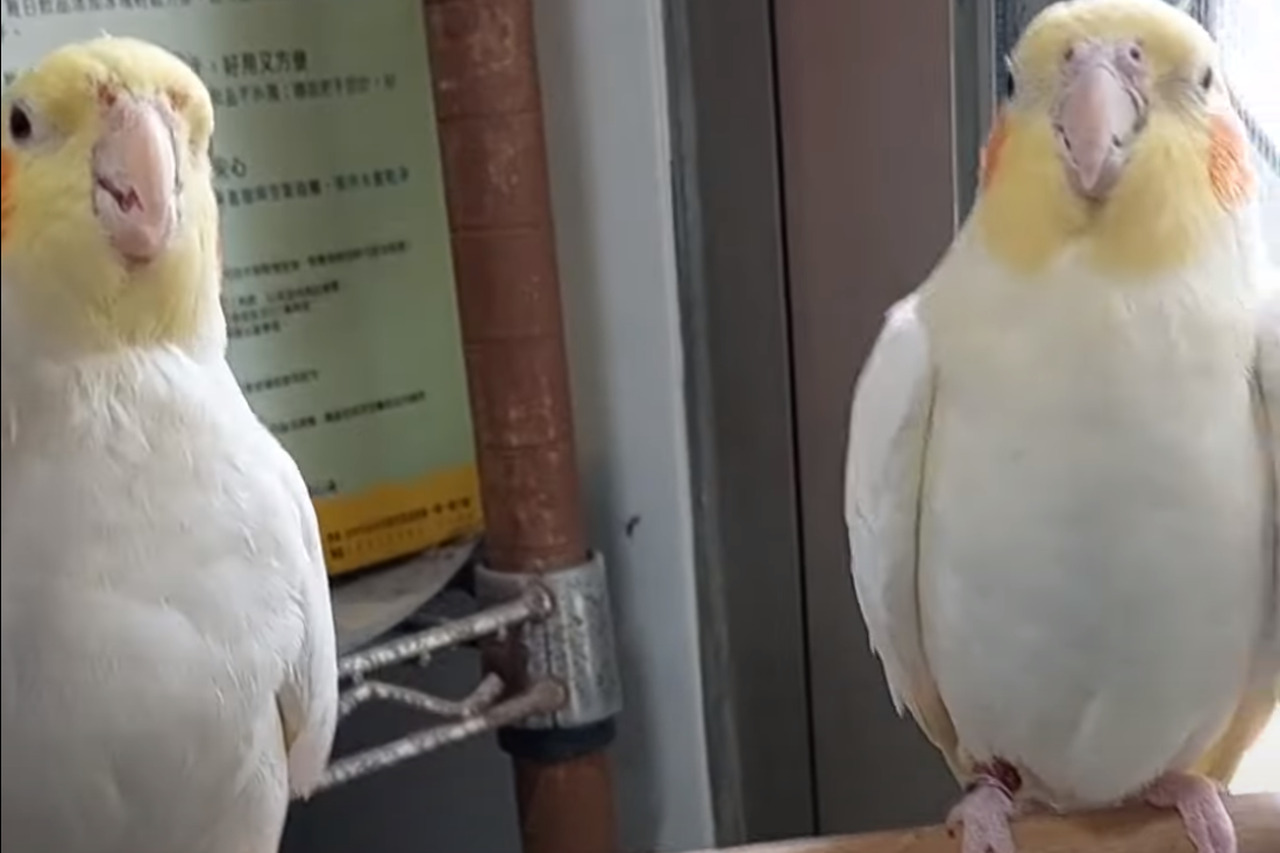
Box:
313, 679, 566, 792
336, 585, 551, 679
301, 587, 560, 799
336, 673, 505, 720
684, 794, 1279, 853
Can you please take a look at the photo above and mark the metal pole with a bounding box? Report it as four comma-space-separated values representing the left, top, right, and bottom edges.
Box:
422, 2, 620, 852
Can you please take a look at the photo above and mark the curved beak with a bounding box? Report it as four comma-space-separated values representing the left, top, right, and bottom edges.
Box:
92, 95, 178, 264
1054, 55, 1145, 200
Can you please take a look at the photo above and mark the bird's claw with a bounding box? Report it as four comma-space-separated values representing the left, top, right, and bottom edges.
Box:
1144, 772, 1236, 853
946, 780, 1018, 853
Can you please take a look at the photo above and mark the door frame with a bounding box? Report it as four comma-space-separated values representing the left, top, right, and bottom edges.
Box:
662, 0, 815, 844
663, 0, 995, 842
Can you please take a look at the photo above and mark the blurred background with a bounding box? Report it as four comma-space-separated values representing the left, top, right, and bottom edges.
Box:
2, 1, 1275, 851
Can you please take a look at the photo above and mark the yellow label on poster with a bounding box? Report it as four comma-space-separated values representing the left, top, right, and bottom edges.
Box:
315, 466, 483, 576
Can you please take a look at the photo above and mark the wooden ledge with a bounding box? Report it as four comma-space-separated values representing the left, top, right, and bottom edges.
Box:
691, 794, 1279, 853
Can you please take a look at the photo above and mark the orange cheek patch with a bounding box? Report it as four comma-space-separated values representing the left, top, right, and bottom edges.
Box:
1208, 113, 1254, 209
1, 148, 14, 246
980, 110, 1009, 190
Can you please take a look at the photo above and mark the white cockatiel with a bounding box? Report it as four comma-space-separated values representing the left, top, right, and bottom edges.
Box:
844, 2, 1278, 853
1, 38, 338, 852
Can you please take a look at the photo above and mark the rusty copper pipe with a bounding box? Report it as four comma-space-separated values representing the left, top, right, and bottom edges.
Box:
423, 1, 618, 852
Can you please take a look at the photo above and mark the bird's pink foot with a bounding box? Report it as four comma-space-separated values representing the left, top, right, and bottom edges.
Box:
1144, 772, 1236, 853
946, 775, 1018, 853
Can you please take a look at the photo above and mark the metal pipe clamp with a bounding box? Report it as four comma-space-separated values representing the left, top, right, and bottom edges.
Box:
474, 552, 622, 729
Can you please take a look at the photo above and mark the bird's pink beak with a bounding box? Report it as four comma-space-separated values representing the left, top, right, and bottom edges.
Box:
92, 94, 178, 264
1054, 41, 1148, 200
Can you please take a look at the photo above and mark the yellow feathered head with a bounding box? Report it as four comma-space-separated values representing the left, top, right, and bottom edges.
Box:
977, 0, 1255, 277
1, 37, 220, 351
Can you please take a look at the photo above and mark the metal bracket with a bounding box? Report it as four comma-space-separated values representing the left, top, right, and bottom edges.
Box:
475, 552, 623, 730
304, 551, 621, 793
307, 586, 564, 795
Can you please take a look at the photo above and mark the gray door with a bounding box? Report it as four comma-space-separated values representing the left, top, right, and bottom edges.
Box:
771, 0, 969, 835
667, 0, 996, 841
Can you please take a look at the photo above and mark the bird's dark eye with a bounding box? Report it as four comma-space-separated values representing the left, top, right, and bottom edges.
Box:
1200, 67, 1214, 91
8, 106, 32, 143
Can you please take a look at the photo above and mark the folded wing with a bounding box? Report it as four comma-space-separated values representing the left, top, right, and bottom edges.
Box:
844, 295, 959, 768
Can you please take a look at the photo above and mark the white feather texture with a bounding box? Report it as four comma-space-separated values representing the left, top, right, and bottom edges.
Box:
844, 295, 936, 719
845, 209, 1277, 808
0, 288, 338, 852
1255, 271, 1280, 679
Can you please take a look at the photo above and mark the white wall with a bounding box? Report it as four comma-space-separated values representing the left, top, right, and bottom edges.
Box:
535, 1, 716, 850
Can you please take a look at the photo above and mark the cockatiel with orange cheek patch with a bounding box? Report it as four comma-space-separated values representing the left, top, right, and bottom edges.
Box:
843, 2, 1278, 852
0, 38, 338, 853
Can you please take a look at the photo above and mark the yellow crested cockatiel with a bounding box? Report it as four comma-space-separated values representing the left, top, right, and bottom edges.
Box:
1, 38, 338, 852
844, 2, 1277, 852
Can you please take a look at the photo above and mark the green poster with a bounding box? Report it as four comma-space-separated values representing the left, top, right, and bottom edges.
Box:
2, 0, 480, 574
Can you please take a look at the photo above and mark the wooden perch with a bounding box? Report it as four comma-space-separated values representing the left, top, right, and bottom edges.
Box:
691, 794, 1279, 853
